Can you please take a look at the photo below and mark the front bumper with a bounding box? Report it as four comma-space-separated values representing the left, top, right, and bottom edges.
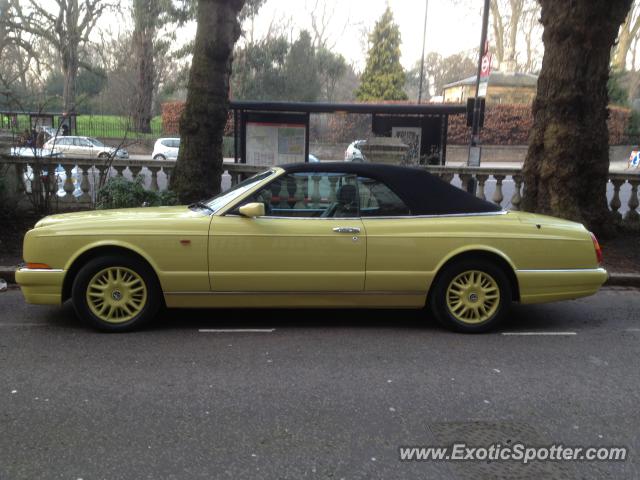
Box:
15, 268, 65, 305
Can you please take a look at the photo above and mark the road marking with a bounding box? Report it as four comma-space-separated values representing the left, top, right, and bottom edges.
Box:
501, 331, 577, 336
0, 323, 49, 327
198, 328, 275, 333
624, 328, 640, 332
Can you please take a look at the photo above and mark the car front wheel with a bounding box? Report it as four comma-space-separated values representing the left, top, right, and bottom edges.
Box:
71, 255, 161, 332
429, 259, 511, 333
153, 154, 166, 160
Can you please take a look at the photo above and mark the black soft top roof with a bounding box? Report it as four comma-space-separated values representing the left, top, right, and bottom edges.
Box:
281, 162, 501, 215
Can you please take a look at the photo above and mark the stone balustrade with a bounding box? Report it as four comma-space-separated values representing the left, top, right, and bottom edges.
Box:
1, 154, 638, 227
424, 165, 640, 228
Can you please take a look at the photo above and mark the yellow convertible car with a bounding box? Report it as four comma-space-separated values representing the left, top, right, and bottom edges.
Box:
16, 163, 607, 333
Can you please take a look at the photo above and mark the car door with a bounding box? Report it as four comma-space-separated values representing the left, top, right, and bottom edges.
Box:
75, 138, 94, 158
357, 176, 430, 294
170, 139, 180, 158
209, 171, 366, 292
52, 137, 71, 157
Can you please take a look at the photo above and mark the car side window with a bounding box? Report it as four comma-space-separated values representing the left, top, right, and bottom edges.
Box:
357, 176, 411, 217
235, 172, 359, 218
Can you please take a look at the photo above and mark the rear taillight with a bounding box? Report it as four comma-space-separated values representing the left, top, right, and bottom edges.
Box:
590, 232, 603, 265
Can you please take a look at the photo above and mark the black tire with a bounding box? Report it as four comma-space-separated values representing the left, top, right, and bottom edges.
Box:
71, 255, 161, 332
428, 258, 512, 333
98, 152, 110, 159
153, 154, 166, 161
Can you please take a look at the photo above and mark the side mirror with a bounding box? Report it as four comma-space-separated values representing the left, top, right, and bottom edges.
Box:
239, 202, 265, 218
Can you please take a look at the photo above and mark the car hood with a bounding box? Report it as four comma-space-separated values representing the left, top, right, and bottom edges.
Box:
34, 206, 205, 229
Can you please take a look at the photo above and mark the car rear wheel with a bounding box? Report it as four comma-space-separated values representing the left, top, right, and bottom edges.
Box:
98, 152, 109, 159
429, 258, 511, 333
153, 154, 166, 160
71, 255, 161, 332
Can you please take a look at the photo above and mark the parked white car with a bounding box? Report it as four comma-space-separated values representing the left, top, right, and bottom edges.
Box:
43, 136, 129, 159
10, 147, 61, 158
152, 137, 180, 160
344, 140, 366, 162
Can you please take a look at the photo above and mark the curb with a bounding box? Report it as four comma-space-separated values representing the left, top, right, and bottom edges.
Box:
2, 266, 640, 288
605, 273, 640, 287
0, 266, 16, 285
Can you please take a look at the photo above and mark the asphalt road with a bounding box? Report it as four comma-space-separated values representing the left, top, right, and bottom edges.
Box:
1, 287, 639, 479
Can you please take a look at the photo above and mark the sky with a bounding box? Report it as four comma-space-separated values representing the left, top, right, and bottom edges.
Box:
248, 0, 485, 71
81, 0, 487, 72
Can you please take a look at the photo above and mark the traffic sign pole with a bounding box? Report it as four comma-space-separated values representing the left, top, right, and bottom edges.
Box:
466, 0, 491, 195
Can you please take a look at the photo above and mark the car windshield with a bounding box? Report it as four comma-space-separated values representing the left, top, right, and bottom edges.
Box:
88, 138, 105, 147
203, 169, 275, 213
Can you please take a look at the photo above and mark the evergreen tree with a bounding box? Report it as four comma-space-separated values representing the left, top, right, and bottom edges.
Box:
356, 7, 407, 101
284, 30, 320, 102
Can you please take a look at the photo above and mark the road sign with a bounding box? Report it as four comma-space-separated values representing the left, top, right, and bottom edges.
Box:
480, 53, 492, 79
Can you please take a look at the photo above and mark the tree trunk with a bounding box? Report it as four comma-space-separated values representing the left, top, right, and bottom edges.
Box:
522, 0, 632, 237
170, 0, 245, 203
612, 7, 640, 71
490, 0, 505, 66
132, 0, 156, 134
133, 28, 154, 133
62, 43, 78, 114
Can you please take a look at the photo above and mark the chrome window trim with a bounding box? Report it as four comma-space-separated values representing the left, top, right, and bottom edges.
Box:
165, 290, 424, 296
223, 214, 360, 220
361, 210, 508, 220
18, 268, 64, 273
516, 268, 607, 273
222, 210, 508, 220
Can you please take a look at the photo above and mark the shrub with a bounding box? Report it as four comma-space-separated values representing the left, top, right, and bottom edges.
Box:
624, 109, 640, 145
96, 176, 178, 210
162, 101, 234, 136
448, 103, 633, 145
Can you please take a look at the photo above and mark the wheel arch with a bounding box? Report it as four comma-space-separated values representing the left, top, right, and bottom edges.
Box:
427, 247, 520, 303
62, 243, 162, 302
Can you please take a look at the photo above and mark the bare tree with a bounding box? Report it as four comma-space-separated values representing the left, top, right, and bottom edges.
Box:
0, 0, 44, 91
239, 0, 266, 44
521, 4, 542, 72
489, 0, 541, 72
613, 1, 640, 71
130, 0, 193, 133
12, 0, 111, 114
306, 0, 347, 52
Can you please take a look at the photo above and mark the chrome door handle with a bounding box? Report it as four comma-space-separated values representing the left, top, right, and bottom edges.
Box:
333, 226, 361, 234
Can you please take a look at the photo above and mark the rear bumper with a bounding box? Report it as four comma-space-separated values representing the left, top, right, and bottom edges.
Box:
516, 268, 608, 304
15, 268, 64, 305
